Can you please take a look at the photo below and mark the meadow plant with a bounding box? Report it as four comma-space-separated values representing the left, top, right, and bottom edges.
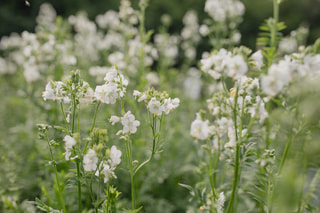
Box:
1, 0, 320, 212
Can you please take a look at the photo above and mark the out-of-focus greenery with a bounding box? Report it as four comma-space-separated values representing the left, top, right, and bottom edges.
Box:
1, 0, 320, 49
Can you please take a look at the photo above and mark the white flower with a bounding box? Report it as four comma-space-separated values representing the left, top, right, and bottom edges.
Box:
147, 97, 165, 116
146, 72, 160, 86
63, 135, 76, 160
199, 24, 209, 36
101, 163, 116, 183
83, 149, 98, 172
121, 111, 140, 134
225, 55, 248, 79
138, 94, 147, 102
94, 83, 119, 104
251, 50, 263, 69
163, 98, 180, 114
42, 82, 55, 101
190, 118, 212, 140
217, 192, 225, 213
133, 90, 141, 97
109, 116, 120, 125
279, 37, 297, 53
261, 60, 291, 97
109, 145, 122, 167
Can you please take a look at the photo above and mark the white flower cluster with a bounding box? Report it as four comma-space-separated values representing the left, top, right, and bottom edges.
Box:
191, 76, 268, 151
261, 53, 320, 97
180, 10, 200, 61
204, 0, 245, 22
154, 34, 179, 66
190, 113, 214, 140
83, 146, 122, 183
0, 30, 76, 82
109, 111, 140, 134
133, 90, 180, 116
35, 3, 57, 32
42, 78, 94, 104
201, 48, 248, 80
94, 66, 128, 104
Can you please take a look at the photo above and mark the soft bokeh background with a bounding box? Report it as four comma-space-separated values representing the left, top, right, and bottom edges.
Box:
1, 0, 320, 49
1, 0, 320, 212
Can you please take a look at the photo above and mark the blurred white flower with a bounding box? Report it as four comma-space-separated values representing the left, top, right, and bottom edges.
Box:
109, 116, 121, 125
190, 114, 213, 140
147, 97, 165, 116
109, 145, 122, 167
63, 135, 76, 160
217, 192, 225, 213
251, 50, 263, 69
121, 111, 140, 134
83, 149, 98, 172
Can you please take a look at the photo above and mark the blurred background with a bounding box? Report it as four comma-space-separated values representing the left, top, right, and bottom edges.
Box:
1, 0, 320, 50
1, 0, 320, 212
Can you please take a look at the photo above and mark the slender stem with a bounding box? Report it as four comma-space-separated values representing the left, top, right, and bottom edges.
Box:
72, 95, 76, 134
226, 143, 241, 213
46, 138, 67, 212
271, 0, 279, 49
226, 85, 240, 213
134, 114, 157, 175
90, 102, 100, 133
266, 172, 273, 213
126, 138, 135, 210
207, 139, 216, 203
78, 104, 81, 134
83, 102, 101, 155
60, 102, 70, 132
76, 160, 82, 213
278, 136, 292, 175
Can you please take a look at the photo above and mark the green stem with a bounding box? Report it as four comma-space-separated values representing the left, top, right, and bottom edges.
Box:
47, 138, 67, 212
72, 95, 76, 134
266, 172, 273, 213
134, 114, 158, 175
271, 0, 279, 49
226, 143, 241, 213
90, 102, 100, 133
278, 136, 292, 175
226, 85, 240, 213
83, 102, 101, 155
126, 138, 135, 210
76, 160, 82, 213
207, 139, 217, 202
60, 102, 70, 132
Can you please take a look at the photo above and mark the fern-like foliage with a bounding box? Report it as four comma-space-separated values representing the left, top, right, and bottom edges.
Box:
256, 18, 286, 67
257, 18, 286, 48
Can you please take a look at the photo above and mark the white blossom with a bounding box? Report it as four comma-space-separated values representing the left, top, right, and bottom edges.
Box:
121, 111, 140, 134
190, 115, 213, 140
63, 135, 76, 160
83, 149, 98, 172
109, 145, 122, 167
147, 97, 165, 116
